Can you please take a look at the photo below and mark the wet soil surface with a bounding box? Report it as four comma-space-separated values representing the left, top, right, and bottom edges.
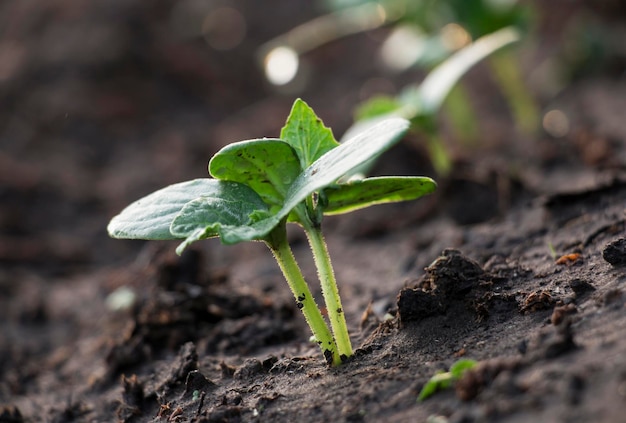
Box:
2, 1, 626, 422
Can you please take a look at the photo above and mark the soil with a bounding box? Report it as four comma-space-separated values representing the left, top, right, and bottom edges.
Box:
2, 1, 626, 422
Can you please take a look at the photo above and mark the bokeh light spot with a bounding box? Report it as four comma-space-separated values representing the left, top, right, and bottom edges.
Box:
380, 25, 427, 72
440, 23, 471, 51
264, 46, 299, 86
543, 109, 570, 138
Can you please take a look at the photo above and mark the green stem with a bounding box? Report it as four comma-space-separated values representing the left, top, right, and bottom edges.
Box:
265, 224, 340, 366
443, 83, 479, 146
425, 131, 452, 176
302, 222, 353, 362
411, 115, 451, 176
488, 49, 539, 134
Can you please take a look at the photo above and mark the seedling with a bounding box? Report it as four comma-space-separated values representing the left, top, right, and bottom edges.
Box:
418, 358, 477, 401
262, 0, 537, 163
350, 26, 522, 176
108, 99, 436, 366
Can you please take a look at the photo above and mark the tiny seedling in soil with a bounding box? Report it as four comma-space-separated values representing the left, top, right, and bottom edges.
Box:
418, 358, 477, 401
417, 358, 478, 401
108, 99, 436, 366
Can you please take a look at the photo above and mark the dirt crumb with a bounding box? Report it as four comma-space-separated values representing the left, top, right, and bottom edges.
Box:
602, 238, 626, 265
551, 304, 577, 325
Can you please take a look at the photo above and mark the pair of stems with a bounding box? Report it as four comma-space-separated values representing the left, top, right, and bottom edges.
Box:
265, 217, 353, 366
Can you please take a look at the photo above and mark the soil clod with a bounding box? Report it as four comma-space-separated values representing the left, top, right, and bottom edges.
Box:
169, 342, 199, 385
184, 370, 216, 398
233, 358, 265, 380
519, 290, 555, 314
602, 238, 626, 266
398, 249, 499, 323
551, 304, 577, 325
568, 278, 596, 298
0, 406, 23, 423
529, 319, 578, 359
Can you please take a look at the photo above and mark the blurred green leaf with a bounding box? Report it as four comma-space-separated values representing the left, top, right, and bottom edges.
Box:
418, 359, 477, 401
324, 176, 436, 215
354, 96, 403, 121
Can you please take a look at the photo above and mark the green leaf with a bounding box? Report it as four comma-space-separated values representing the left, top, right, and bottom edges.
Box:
354, 95, 403, 121
418, 371, 452, 402
418, 359, 478, 401
108, 179, 254, 240
323, 176, 436, 215
171, 187, 269, 254
280, 98, 340, 169
449, 358, 477, 378
215, 217, 281, 245
209, 138, 301, 210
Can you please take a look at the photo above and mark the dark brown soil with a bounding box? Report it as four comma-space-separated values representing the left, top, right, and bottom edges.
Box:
2, 1, 626, 422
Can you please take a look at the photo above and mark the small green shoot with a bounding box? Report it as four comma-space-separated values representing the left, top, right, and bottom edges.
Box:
418, 358, 477, 401
108, 99, 436, 366
547, 241, 557, 261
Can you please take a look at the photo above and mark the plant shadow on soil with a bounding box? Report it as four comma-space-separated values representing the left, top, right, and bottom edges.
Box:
2, 1, 626, 422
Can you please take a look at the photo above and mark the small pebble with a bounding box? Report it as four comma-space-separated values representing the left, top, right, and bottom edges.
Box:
602, 238, 626, 266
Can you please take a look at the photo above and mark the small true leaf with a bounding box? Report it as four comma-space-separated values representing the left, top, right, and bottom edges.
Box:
209, 138, 301, 210
418, 359, 477, 401
323, 176, 436, 215
280, 98, 340, 169
107, 179, 249, 240
418, 372, 452, 402
449, 358, 477, 379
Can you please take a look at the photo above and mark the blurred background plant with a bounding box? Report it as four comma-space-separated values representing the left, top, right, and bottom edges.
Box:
258, 0, 541, 175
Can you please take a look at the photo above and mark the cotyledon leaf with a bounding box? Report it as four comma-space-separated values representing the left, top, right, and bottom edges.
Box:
171, 191, 270, 254
323, 176, 437, 215
108, 179, 263, 240
209, 138, 301, 211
